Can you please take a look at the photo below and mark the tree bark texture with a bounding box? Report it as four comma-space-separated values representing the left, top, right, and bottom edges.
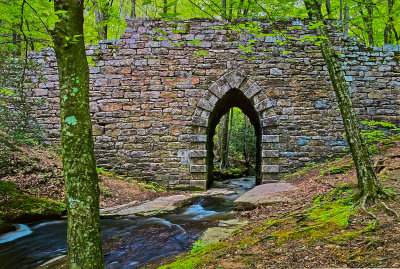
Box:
359, 0, 374, 46
220, 112, 230, 169
53, 0, 105, 268
221, 0, 227, 20
304, 0, 382, 200
163, 0, 168, 14
131, 0, 136, 18
94, 1, 108, 40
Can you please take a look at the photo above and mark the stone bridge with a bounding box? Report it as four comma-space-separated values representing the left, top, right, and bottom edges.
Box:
29, 18, 400, 190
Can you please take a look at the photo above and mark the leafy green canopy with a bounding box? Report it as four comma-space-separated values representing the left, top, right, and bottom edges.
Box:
0, 0, 398, 54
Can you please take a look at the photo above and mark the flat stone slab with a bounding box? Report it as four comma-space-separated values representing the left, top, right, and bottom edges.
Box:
100, 189, 235, 218
200, 218, 249, 245
234, 183, 297, 211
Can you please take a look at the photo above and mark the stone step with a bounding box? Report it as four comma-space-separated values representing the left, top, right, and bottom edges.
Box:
234, 183, 297, 211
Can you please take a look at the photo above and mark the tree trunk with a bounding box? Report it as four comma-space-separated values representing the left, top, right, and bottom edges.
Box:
228, 0, 233, 20
227, 108, 233, 158
52, 0, 105, 268
222, 0, 227, 20
119, 0, 125, 18
359, 0, 374, 46
344, 4, 349, 38
304, 0, 382, 201
220, 112, 230, 169
384, 0, 395, 44
131, 0, 136, 18
217, 116, 223, 160
238, 0, 245, 15
94, 1, 108, 40
243, 116, 249, 166
325, 0, 331, 17
163, 0, 168, 14
243, 0, 251, 16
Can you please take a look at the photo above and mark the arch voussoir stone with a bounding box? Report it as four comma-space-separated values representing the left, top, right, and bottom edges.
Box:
224, 70, 246, 89
244, 83, 262, 99
197, 98, 214, 112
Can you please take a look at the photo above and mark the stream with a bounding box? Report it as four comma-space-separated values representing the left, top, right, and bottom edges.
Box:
0, 177, 254, 269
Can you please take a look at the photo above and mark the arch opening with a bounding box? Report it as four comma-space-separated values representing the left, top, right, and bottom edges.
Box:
206, 88, 262, 189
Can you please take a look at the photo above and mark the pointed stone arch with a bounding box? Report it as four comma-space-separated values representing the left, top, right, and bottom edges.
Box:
188, 71, 281, 190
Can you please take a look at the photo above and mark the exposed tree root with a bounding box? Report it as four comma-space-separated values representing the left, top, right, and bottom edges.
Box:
357, 192, 377, 219
379, 199, 400, 219
354, 189, 399, 220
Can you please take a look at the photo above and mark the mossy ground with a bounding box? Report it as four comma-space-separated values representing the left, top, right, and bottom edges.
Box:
0, 180, 67, 230
155, 142, 400, 268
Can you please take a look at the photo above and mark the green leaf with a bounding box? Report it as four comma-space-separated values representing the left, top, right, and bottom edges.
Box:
193, 50, 208, 57
188, 39, 203, 45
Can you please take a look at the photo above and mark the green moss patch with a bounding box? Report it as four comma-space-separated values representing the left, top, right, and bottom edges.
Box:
159, 242, 229, 269
328, 159, 353, 175
0, 180, 66, 222
213, 166, 247, 180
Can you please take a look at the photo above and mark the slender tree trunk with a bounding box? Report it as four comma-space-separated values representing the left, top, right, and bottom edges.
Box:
304, 0, 382, 201
119, 0, 125, 18
222, 0, 227, 20
228, 0, 233, 20
163, 0, 168, 14
340, 0, 343, 20
243, 0, 251, 16
174, 0, 177, 14
227, 108, 234, 159
53, 0, 105, 267
94, 1, 108, 39
344, 4, 349, 37
217, 116, 223, 160
384, 0, 395, 44
243, 116, 249, 166
359, 1, 374, 46
220, 112, 230, 169
325, 0, 331, 17
131, 0, 136, 18
12, 24, 21, 56
238, 0, 245, 15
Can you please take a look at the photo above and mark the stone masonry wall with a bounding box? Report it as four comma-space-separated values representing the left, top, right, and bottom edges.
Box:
27, 18, 400, 190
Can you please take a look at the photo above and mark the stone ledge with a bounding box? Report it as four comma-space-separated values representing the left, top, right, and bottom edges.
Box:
189, 150, 207, 158
178, 134, 207, 142
262, 165, 280, 173
262, 135, 280, 143
262, 150, 279, 158
190, 180, 207, 190
190, 165, 206, 173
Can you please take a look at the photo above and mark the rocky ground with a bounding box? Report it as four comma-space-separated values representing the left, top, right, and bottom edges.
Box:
0, 144, 184, 233
156, 141, 400, 269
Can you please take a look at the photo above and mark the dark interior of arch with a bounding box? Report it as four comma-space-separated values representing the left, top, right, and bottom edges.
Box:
206, 88, 262, 189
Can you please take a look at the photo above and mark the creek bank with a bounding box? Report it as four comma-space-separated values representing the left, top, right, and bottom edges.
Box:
159, 142, 400, 269
0, 181, 66, 234
100, 189, 235, 218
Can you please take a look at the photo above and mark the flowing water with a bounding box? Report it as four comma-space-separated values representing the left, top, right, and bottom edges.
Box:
0, 177, 254, 269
